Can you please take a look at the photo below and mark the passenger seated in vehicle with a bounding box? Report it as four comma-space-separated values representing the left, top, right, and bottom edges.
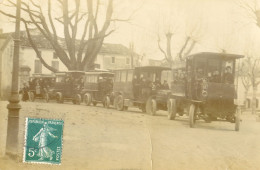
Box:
153, 78, 161, 89
212, 70, 220, 83
133, 75, 141, 99
162, 80, 169, 89
224, 66, 234, 84
196, 68, 204, 80
141, 77, 151, 99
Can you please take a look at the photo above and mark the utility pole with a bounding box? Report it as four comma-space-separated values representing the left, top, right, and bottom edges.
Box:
130, 42, 134, 69
6, 0, 21, 157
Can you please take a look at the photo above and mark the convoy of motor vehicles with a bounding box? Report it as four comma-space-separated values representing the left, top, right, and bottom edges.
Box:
20, 52, 243, 131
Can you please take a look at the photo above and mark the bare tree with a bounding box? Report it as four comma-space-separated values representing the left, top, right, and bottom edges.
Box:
237, 0, 260, 29
157, 15, 203, 67
0, 0, 135, 72
240, 60, 252, 107
242, 53, 260, 114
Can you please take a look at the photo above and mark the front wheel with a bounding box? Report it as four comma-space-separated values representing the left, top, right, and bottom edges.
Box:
146, 98, 157, 116
44, 93, 49, 103
167, 99, 176, 120
73, 94, 81, 105
189, 104, 196, 128
29, 92, 35, 102
103, 96, 110, 108
115, 95, 124, 111
84, 93, 92, 106
56, 92, 64, 103
235, 107, 241, 131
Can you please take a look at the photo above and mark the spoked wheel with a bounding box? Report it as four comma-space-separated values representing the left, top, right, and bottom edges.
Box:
29, 92, 35, 102
44, 93, 49, 103
103, 96, 111, 108
73, 94, 81, 105
146, 97, 157, 116
235, 107, 241, 131
189, 104, 197, 128
167, 99, 176, 120
56, 92, 64, 103
116, 95, 124, 111
84, 93, 92, 106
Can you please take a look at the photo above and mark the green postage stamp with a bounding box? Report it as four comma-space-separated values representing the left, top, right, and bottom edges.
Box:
23, 118, 64, 165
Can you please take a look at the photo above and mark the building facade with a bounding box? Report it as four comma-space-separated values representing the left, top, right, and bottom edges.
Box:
0, 30, 139, 100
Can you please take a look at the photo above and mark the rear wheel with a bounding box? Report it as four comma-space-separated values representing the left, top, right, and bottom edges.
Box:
116, 95, 124, 111
146, 97, 157, 116
167, 99, 176, 120
29, 92, 35, 102
84, 93, 92, 106
189, 104, 196, 128
44, 93, 49, 103
235, 107, 241, 131
103, 96, 110, 108
56, 92, 63, 103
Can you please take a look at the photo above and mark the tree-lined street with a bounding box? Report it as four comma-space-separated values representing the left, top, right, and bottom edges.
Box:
1, 101, 260, 170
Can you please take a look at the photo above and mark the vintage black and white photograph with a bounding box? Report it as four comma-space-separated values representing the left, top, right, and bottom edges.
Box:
0, 0, 260, 169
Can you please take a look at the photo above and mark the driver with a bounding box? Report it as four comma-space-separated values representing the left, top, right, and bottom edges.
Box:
224, 66, 234, 84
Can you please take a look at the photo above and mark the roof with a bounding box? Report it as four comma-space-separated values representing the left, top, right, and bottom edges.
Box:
187, 52, 244, 60
113, 66, 171, 72
55, 71, 86, 75
85, 71, 114, 76
0, 30, 137, 56
30, 73, 55, 78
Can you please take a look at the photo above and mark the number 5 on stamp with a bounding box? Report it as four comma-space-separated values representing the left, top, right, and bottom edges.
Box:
23, 118, 64, 165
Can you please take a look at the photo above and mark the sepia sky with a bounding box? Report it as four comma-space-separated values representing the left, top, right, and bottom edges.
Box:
0, 0, 260, 60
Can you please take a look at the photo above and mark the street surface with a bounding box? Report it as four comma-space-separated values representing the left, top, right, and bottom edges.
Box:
0, 100, 260, 170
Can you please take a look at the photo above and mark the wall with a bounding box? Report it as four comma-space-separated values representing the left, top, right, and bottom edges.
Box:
20, 47, 68, 74
0, 40, 13, 100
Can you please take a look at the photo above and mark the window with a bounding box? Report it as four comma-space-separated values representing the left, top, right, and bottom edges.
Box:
126, 58, 130, 65
52, 61, 59, 71
121, 71, 127, 82
53, 52, 58, 59
112, 56, 115, 63
34, 60, 42, 73
127, 70, 133, 82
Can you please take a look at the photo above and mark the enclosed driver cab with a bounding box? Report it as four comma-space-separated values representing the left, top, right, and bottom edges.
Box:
186, 52, 243, 105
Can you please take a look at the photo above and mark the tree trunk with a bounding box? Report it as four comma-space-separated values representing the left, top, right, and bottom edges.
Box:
244, 90, 248, 108
251, 86, 257, 114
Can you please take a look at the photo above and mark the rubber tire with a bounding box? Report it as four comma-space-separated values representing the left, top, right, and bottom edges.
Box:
146, 98, 157, 116
167, 99, 177, 120
116, 95, 124, 111
29, 92, 35, 102
103, 96, 110, 108
235, 107, 241, 131
74, 94, 81, 105
45, 93, 49, 103
84, 93, 92, 106
56, 92, 64, 103
189, 104, 196, 128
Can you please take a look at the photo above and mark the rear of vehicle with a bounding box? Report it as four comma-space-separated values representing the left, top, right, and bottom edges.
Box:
82, 71, 114, 107
53, 71, 85, 104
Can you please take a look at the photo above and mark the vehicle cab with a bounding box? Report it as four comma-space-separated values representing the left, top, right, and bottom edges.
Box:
112, 66, 171, 114
82, 71, 114, 107
53, 71, 85, 104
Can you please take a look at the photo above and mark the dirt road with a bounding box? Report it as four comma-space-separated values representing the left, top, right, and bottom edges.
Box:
0, 101, 260, 170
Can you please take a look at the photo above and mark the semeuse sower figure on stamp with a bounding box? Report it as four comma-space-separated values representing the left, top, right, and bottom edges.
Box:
33, 122, 58, 161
